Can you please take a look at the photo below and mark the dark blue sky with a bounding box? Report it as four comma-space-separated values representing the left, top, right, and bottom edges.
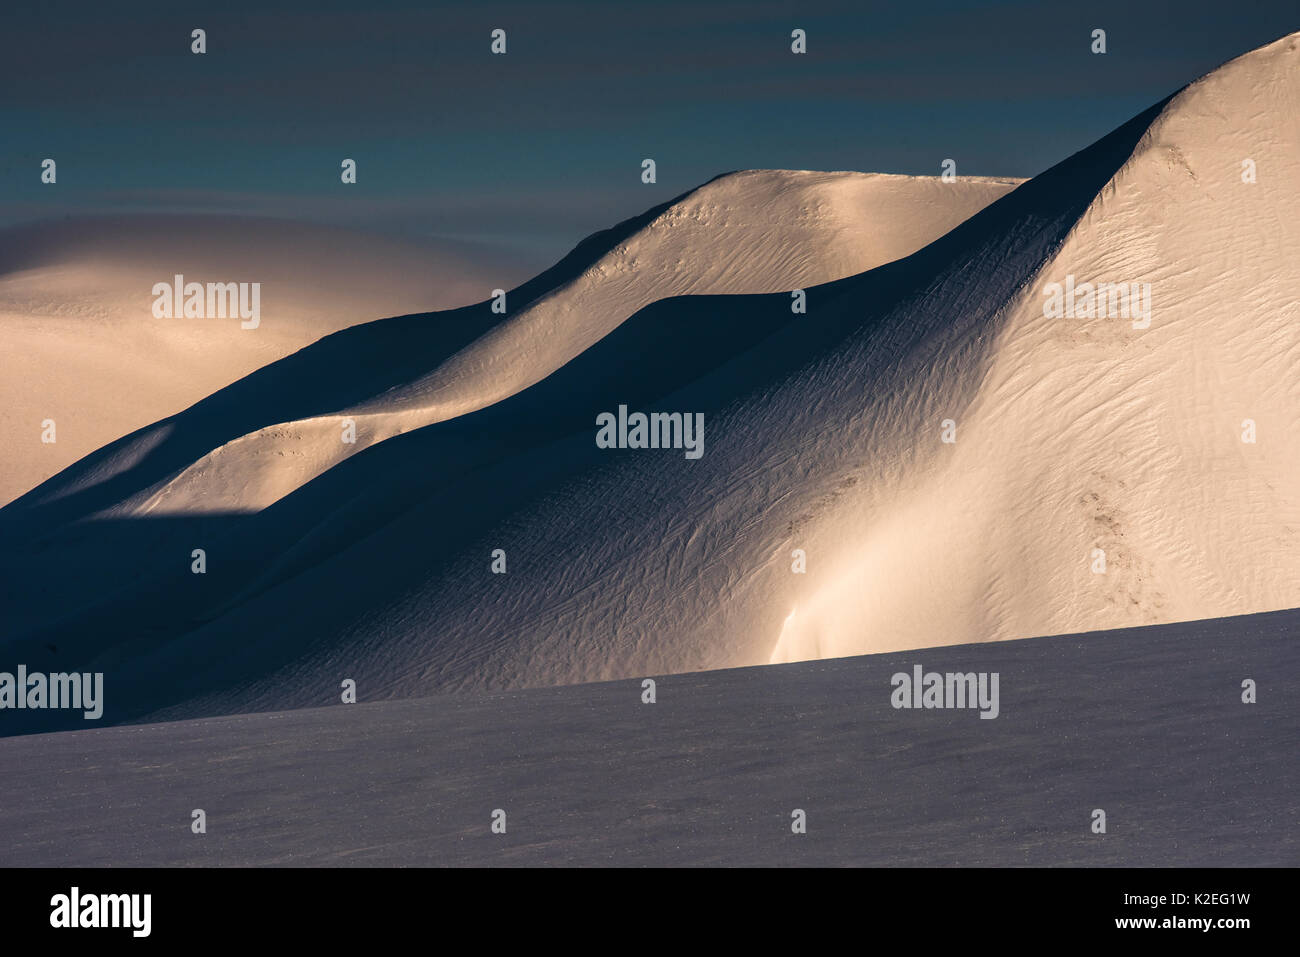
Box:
2, 0, 1295, 260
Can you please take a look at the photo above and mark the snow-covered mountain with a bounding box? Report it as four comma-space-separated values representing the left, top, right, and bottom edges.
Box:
1, 32, 1296, 733
10, 172, 1016, 519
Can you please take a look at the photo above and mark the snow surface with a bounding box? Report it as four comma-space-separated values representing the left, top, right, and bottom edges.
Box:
0, 609, 1293, 866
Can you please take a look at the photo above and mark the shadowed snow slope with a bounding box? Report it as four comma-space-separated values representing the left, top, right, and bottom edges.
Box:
0, 215, 538, 505
1, 34, 1297, 734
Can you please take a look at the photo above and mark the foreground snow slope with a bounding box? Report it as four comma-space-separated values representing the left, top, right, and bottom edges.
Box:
0, 215, 535, 505
0, 34, 1296, 731
1, 610, 1293, 865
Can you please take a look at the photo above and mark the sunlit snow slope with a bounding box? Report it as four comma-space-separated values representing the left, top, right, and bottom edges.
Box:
771, 31, 1300, 661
